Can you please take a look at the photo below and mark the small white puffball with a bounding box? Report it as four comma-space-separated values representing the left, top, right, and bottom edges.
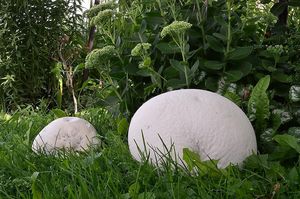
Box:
128, 89, 257, 168
32, 117, 100, 154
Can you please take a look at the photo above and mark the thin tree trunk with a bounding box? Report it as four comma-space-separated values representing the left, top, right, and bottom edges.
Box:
83, 0, 101, 81
277, 0, 288, 26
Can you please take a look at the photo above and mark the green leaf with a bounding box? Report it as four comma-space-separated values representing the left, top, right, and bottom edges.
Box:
204, 60, 225, 70
224, 91, 242, 106
156, 42, 181, 54
170, 59, 185, 73
273, 134, 300, 153
248, 76, 270, 131
212, 33, 227, 42
191, 60, 199, 74
227, 47, 253, 60
271, 2, 288, 16
128, 182, 140, 198
225, 70, 244, 82
239, 62, 252, 76
206, 35, 225, 53
205, 77, 218, 91
73, 63, 85, 74
244, 154, 269, 170
287, 127, 300, 142
51, 109, 67, 118
182, 148, 220, 175
272, 71, 292, 83
289, 85, 300, 102
287, 167, 299, 185
117, 118, 129, 136
31, 172, 42, 199
166, 79, 186, 89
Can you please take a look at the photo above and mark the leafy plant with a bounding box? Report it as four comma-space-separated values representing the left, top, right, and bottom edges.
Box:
248, 75, 271, 133
0, 0, 84, 111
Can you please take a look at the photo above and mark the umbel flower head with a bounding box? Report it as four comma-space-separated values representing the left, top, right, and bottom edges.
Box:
161, 21, 192, 38
131, 43, 152, 57
93, 9, 115, 26
85, 45, 116, 69
85, 1, 117, 18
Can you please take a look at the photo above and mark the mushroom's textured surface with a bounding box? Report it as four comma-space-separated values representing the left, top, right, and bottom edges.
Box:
128, 89, 257, 168
32, 117, 100, 154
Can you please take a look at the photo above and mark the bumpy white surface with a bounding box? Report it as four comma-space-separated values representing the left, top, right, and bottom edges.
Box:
128, 89, 257, 168
32, 117, 100, 154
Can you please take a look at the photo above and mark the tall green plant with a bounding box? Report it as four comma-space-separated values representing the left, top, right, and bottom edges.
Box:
0, 0, 84, 111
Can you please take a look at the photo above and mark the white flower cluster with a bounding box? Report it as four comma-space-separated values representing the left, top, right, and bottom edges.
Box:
86, 1, 117, 18
131, 43, 152, 57
161, 21, 192, 38
93, 9, 115, 26
85, 45, 116, 70
266, 44, 284, 56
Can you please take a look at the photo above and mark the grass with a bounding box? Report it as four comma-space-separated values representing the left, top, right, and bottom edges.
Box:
0, 107, 299, 198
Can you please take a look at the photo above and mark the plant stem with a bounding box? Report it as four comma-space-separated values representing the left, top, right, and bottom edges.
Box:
226, 0, 232, 55
195, 0, 207, 54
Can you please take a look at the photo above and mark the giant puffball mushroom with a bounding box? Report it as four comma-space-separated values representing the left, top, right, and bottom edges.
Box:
32, 117, 100, 154
128, 89, 257, 168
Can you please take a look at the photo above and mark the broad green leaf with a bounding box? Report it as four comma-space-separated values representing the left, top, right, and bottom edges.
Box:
239, 62, 252, 76
166, 79, 186, 89
225, 70, 244, 82
136, 69, 152, 77
272, 71, 292, 83
144, 12, 165, 27
170, 59, 186, 73
270, 145, 298, 160
243, 154, 269, 170
117, 118, 129, 136
248, 76, 270, 131
205, 77, 218, 91
287, 167, 299, 185
212, 33, 227, 42
156, 42, 181, 54
206, 35, 225, 53
51, 109, 67, 118
204, 60, 225, 70
289, 85, 300, 102
227, 47, 253, 60
273, 134, 300, 153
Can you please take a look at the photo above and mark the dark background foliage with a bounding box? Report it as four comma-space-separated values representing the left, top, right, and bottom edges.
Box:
0, 0, 84, 111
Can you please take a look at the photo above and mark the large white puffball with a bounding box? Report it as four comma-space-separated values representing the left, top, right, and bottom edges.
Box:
32, 117, 100, 154
128, 89, 257, 168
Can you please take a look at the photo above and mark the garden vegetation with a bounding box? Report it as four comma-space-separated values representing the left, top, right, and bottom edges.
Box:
0, 0, 300, 198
